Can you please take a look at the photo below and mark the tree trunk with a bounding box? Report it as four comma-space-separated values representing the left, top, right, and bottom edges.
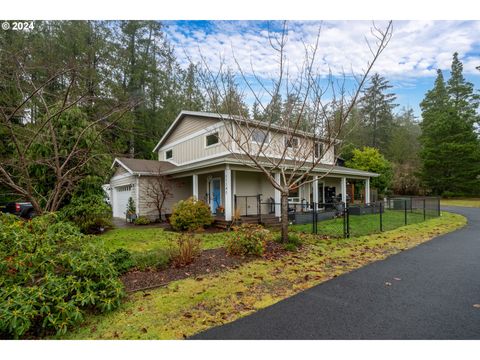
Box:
280, 192, 289, 243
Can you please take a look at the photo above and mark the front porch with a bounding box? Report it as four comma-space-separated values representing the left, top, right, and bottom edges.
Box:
176, 164, 373, 223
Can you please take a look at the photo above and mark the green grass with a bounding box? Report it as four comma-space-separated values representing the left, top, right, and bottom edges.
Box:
96, 227, 230, 253
441, 198, 480, 208
290, 209, 439, 237
60, 211, 466, 340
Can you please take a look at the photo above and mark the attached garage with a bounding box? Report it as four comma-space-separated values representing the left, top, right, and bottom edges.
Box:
109, 157, 178, 220
112, 184, 133, 218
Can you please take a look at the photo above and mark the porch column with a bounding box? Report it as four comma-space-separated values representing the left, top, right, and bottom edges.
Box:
192, 174, 198, 199
341, 177, 347, 204
312, 176, 319, 204
224, 165, 232, 221
274, 172, 281, 217
365, 178, 371, 204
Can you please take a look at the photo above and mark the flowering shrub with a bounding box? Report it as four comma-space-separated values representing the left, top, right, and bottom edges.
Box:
226, 224, 272, 256
170, 197, 213, 231
0, 213, 124, 339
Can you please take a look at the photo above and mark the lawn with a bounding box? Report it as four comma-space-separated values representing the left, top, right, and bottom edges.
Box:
96, 227, 231, 253
441, 198, 480, 208
60, 211, 466, 340
290, 209, 437, 237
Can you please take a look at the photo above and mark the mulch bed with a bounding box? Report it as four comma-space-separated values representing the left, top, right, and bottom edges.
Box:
121, 241, 288, 293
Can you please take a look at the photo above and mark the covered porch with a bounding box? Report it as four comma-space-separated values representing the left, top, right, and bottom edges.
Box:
178, 164, 374, 222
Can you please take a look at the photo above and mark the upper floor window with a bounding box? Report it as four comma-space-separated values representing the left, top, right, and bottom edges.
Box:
251, 129, 269, 144
314, 142, 324, 158
205, 132, 219, 147
285, 136, 299, 148
165, 149, 173, 160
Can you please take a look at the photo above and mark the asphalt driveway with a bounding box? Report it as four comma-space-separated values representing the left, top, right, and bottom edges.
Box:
192, 206, 480, 339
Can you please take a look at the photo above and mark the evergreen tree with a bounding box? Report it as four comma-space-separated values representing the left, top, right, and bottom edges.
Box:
358, 73, 397, 153
419, 63, 480, 196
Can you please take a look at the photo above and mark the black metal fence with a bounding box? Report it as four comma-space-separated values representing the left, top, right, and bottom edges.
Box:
308, 196, 441, 238
234, 195, 441, 238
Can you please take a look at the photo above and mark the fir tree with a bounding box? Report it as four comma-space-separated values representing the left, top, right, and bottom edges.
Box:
420, 61, 480, 196
358, 73, 397, 153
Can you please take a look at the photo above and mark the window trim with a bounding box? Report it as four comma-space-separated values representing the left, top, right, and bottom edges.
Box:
314, 142, 324, 158
205, 132, 220, 148
251, 129, 270, 145
285, 136, 299, 148
165, 149, 173, 160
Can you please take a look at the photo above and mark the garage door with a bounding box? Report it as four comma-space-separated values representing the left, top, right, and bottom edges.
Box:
113, 184, 133, 218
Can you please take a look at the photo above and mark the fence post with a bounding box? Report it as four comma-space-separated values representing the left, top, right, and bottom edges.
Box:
312, 202, 317, 234
438, 197, 441, 217
423, 198, 426, 221
404, 199, 407, 225
245, 197, 248, 217
343, 202, 350, 238
380, 201, 383, 232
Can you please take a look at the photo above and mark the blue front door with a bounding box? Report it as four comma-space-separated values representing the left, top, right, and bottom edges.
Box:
210, 178, 221, 213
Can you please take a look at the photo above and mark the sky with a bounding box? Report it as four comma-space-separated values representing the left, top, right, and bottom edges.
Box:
162, 20, 480, 118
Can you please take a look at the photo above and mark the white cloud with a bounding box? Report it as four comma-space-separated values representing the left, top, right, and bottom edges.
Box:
164, 20, 480, 81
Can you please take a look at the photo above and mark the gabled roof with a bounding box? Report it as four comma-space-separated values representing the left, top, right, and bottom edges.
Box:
152, 110, 337, 153
112, 157, 176, 175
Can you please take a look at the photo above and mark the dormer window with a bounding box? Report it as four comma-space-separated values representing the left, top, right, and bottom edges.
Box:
165, 149, 173, 160
206, 132, 219, 147
285, 136, 299, 148
252, 129, 269, 144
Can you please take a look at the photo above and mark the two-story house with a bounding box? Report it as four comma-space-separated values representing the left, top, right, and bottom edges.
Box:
109, 110, 378, 222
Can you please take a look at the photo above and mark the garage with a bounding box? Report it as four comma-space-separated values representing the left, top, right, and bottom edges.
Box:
113, 184, 133, 218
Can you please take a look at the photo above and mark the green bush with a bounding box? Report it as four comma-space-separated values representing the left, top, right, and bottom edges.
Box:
0, 213, 124, 339
170, 197, 213, 231
133, 216, 151, 225
275, 232, 303, 251
59, 193, 112, 234
109, 248, 135, 274
226, 224, 272, 256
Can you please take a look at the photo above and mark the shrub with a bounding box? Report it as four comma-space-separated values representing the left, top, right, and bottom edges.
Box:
131, 249, 171, 271
226, 224, 272, 256
109, 248, 135, 274
170, 197, 213, 231
275, 233, 303, 251
59, 193, 112, 234
0, 213, 124, 339
170, 234, 201, 267
133, 216, 151, 225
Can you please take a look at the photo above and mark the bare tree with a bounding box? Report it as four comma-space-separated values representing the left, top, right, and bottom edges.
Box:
196, 21, 393, 242
144, 165, 173, 221
0, 59, 136, 214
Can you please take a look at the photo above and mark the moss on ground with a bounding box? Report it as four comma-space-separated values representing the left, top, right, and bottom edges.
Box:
61, 211, 466, 340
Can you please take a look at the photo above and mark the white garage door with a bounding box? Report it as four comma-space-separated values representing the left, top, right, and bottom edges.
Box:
113, 184, 133, 218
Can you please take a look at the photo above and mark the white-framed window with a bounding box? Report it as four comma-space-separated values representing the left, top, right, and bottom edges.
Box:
165, 149, 173, 160
251, 129, 269, 144
117, 184, 133, 192
314, 142, 324, 158
205, 132, 219, 147
285, 136, 299, 148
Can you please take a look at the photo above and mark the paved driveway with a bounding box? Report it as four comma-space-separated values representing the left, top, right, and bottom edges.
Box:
192, 206, 480, 339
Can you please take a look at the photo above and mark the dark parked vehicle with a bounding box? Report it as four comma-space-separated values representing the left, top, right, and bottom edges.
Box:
0, 201, 36, 219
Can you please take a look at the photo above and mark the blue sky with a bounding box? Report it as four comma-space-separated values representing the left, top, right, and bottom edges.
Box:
162, 20, 480, 118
